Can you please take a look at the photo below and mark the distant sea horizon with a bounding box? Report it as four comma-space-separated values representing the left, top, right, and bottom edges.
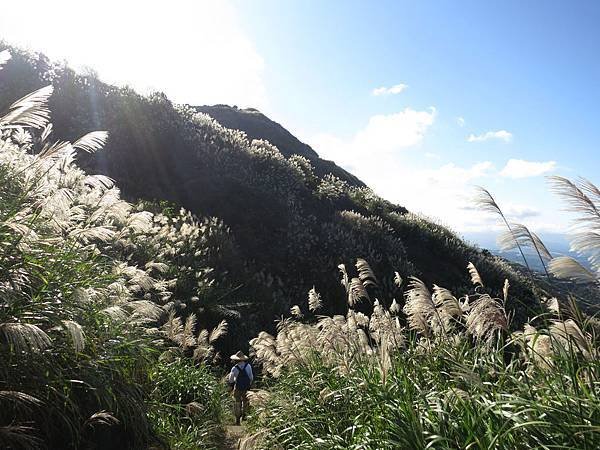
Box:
461, 231, 590, 272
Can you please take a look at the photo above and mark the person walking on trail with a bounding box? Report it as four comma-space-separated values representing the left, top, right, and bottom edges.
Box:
228, 351, 253, 425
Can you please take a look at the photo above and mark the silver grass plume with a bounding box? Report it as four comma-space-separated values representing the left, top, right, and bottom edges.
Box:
549, 176, 600, 273
356, 258, 378, 288
290, 305, 303, 318
0, 323, 52, 353
467, 262, 484, 288
549, 319, 594, 359
465, 294, 508, 342
403, 277, 437, 336
128, 300, 164, 323
549, 176, 600, 221
474, 186, 533, 273
72, 131, 109, 154
0, 85, 53, 130
348, 277, 369, 306
497, 222, 552, 278
432, 284, 462, 330
209, 320, 228, 343
338, 264, 349, 291
182, 314, 197, 349
308, 287, 322, 312
62, 320, 85, 352
502, 279, 510, 304
548, 256, 597, 284
394, 271, 403, 288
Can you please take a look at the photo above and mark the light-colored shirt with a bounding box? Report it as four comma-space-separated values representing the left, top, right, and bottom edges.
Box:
227, 362, 253, 385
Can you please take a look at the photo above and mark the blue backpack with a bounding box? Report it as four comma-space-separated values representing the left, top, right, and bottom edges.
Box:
235, 363, 251, 391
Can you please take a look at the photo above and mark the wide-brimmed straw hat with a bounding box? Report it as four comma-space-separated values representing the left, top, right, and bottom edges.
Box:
230, 351, 249, 362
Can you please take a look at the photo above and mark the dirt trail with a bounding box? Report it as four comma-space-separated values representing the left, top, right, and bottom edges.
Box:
221, 424, 245, 450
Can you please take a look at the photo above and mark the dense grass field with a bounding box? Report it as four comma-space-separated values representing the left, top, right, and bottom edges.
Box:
246, 267, 600, 449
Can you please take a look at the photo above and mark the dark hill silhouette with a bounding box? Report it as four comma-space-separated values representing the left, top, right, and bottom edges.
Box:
0, 43, 537, 339
194, 104, 364, 186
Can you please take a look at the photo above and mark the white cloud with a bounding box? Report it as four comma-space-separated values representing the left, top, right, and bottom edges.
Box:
309, 109, 504, 232
313, 107, 436, 164
467, 130, 513, 142
354, 108, 436, 152
372, 83, 408, 96
500, 159, 557, 178
456, 116, 466, 127
0, 0, 267, 109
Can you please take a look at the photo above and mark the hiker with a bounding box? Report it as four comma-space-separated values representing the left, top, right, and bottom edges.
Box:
227, 351, 253, 425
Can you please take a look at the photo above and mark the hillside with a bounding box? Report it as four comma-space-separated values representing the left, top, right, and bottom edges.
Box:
0, 44, 538, 340
194, 104, 365, 186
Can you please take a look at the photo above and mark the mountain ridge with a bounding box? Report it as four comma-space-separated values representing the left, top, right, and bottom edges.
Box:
193, 104, 365, 187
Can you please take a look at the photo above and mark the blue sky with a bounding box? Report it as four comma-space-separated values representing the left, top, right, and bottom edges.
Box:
2, 0, 599, 242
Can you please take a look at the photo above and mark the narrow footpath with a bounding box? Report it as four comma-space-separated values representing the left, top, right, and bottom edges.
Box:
222, 424, 244, 450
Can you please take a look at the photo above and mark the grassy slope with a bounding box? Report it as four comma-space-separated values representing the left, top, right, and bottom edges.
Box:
0, 44, 538, 336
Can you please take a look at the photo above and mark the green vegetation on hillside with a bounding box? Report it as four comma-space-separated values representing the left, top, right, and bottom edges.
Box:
0, 52, 227, 449
245, 260, 600, 449
0, 43, 540, 349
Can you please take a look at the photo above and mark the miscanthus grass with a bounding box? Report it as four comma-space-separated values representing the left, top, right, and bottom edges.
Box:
0, 50, 228, 449
247, 255, 600, 449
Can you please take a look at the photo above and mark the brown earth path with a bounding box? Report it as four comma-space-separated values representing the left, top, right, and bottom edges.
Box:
221, 424, 245, 450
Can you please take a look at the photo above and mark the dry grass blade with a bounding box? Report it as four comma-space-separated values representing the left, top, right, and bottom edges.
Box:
308, 287, 322, 312
62, 320, 85, 352
0, 425, 41, 449
0, 323, 52, 353
356, 258, 378, 287
84, 411, 120, 428
548, 256, 597, 283
185, 402, 204, 416
467, 262, 484, 288
0, 85, 53, 129
72, 131, 109, 154
0, 391, 42, 407
209, 320, 228, 343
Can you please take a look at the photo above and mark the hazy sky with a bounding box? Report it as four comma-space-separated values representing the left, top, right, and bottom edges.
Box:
2, 0, 599, 239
